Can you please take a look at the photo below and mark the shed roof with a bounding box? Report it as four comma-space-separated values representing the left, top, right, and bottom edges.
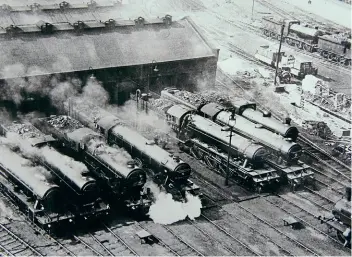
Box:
0, 15, 217, 79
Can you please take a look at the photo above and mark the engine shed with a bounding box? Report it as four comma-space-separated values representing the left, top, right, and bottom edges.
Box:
0, 2, 219, 105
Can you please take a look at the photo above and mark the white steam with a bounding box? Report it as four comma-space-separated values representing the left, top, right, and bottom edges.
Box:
82, 76, 110, 107
0, 131, 89, 181
147, 181, 202, 225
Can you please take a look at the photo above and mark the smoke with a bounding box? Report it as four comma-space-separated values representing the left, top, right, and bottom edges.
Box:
82, 76, 110, 107
0, 131, 89, 180
146, 181, 202, 225
86, 138, 133, 166
49, 79, 81, 112
109, 100, 172, 138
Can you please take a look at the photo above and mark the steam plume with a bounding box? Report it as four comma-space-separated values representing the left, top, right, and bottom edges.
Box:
146, 181, 202, 225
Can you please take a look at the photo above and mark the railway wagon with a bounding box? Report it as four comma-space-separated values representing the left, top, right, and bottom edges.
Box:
66, 99, 201, 202
199, 102, 314, 187
166, 105, 280, 193
33, 115, 152, 214
160, 88, 299, 140
317, 35, 351, 64
319, 186, 351, 247
0, 145, 74, 231
261, 17, 351, 66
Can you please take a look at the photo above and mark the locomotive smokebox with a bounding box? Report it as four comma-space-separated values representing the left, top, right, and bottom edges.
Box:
346, 186, 351, 202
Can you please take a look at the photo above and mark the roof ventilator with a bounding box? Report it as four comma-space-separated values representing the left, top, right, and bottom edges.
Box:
104, 19, 116, 29
5, 25, 20, 36
73, 21, 85, 32
36, 21, 54, 34
162, 15, 172, 26
0, 4, 12, 12
59, 1, 70, 10
134, 17, 145, 27
87, 0, 97, 9
29, 3, 41, 12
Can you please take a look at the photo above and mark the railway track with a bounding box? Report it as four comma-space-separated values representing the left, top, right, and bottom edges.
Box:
158, 224, 205, 256
298, 135, 351, 184
196, 2, 351, 72
89, 223, 138, 256
0, 223, 44, 256
200, 199, 294, 256
263, 194, 346, 247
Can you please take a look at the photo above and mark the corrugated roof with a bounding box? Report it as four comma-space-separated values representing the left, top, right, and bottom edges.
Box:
0, 16, 217, 79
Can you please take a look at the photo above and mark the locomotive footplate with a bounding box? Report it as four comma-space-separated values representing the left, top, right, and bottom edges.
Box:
267, 160, 314, 187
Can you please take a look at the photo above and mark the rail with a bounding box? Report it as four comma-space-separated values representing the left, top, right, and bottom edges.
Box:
88, 232, 115, 256
0, 223, 44, 256
298, 135, 351, 181
101, 223, 139, 256
161, 225, 205, 256
264, 194, 345, 247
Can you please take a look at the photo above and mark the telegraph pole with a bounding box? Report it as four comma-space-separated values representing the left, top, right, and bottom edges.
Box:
251, 0, 255, 20
274, 24, 285, 86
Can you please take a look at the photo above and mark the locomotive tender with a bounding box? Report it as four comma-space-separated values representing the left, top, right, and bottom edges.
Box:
161, 88, 314, 188
261, 17, 351, 66
33, 115, 151, 214
65, 99, 201, 202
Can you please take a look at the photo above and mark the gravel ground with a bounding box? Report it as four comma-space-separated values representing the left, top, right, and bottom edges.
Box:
106, 222, 173, 256
196, 211, 287, 256
239, 197, 349, 256
168, 222, 235, 256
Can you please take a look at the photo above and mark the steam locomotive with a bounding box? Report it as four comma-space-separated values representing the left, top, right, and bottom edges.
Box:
167, 104, 280, 192
261, 17, 351, 66
0, 122, 110, 231
33, 116, 152, 214
318, 186, 351, 248
65, 99, 201, 202
160, 88, 314, 189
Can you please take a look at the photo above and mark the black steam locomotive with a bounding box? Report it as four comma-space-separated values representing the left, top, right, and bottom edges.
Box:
65, 99, 201, 202
318, 186, 351, 248
33, 115, 152, 214
161, 89, 314, 189
262, 17, 351, 66
0, 122, 110, 231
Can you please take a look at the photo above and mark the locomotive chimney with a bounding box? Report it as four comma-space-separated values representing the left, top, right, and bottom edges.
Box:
284, 117, 291, 125
346, 186, 351, 201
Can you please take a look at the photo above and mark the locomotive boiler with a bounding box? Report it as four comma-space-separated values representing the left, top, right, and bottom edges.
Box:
166, 104, 280, 192
65, 99, 201, 202
33, 115, 151, 213
0, 144, 66, 230
160, 88, 299, 141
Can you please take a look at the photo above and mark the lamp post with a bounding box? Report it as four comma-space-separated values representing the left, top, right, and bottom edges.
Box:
221, 111, 236, 186
274, 24, 285, 86
145, 60, 159, 113
251, 0, 255, 20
